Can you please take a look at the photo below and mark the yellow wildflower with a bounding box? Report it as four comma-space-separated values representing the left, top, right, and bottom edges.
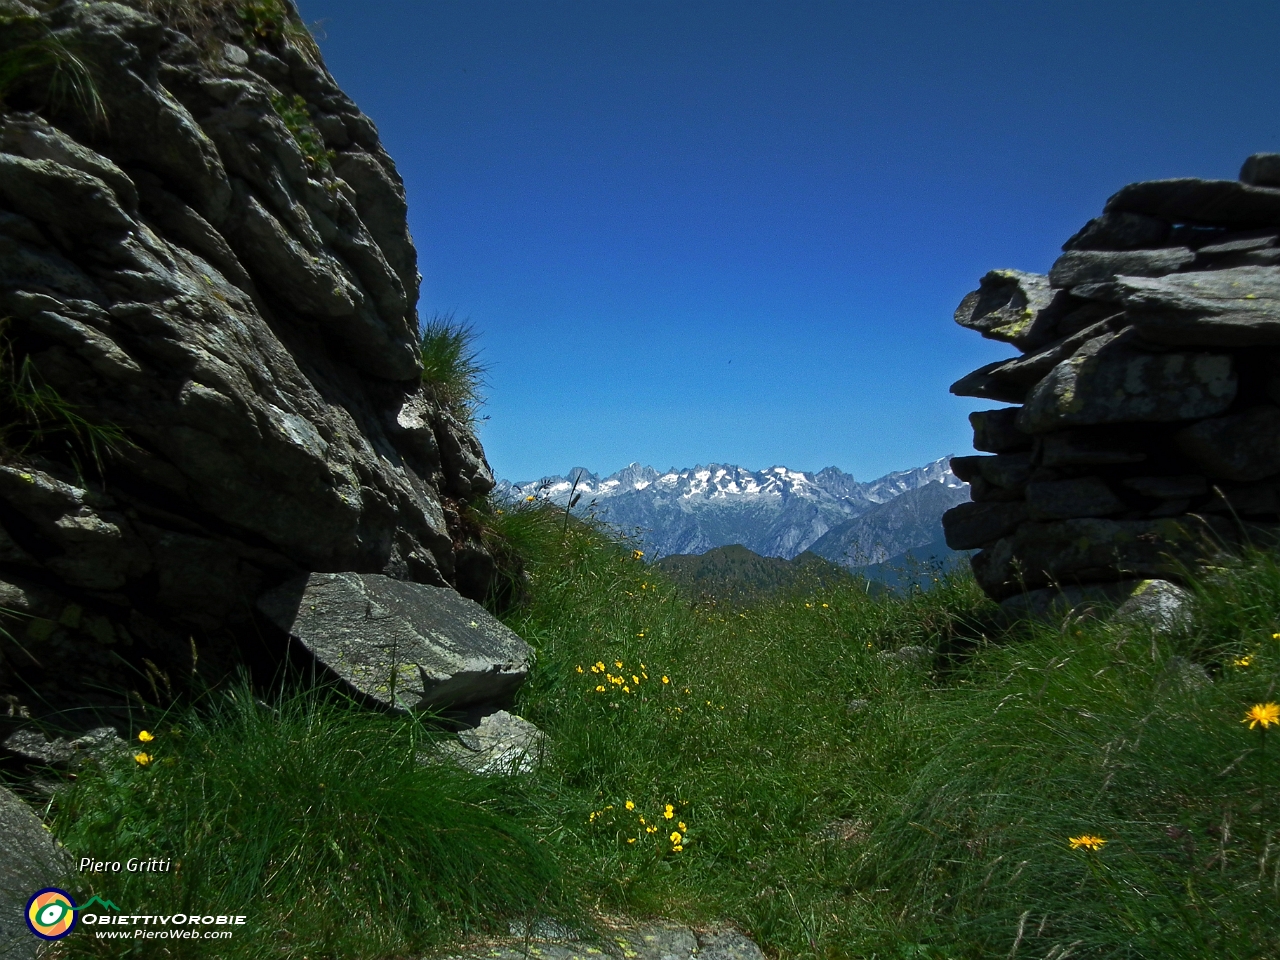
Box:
576, 665, 584, 673
670, 831, 682, 844
664, 804, 674, 819
138, 730, 155, 743
134, 752, 153, 766
646, 825, 657, 834
625, 800, 635, 810
678, 821, 686, 831
1234, 655, 1254, 668
822, 603, 828, 608
525, 495, 535, 502
632, 675, 640, 684
1068, 835, 1106, 851
628, 837, 637, 844
1243, 703, 1280, 729
596, 685, 605, 692
632, 550, 644, 559
673, 844, 683, 852
615, 660, 624, 668
623, 685, 631, 693
662, 676, 670, 684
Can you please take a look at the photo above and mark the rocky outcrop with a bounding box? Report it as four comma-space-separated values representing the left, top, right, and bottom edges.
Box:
945, 154, 1280, 611
0, 2, 503, 728
0, 784, 71, 960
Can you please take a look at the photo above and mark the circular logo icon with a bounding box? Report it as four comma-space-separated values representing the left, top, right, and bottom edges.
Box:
26, 888, 77, 940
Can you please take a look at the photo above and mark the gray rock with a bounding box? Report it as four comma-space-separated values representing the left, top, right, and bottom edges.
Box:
877, 645, 932, 669
696, 928, 767, 960
1122, 475, 1209, 499
942, 500, 1029, 550
949, 452, 1034, 491
454, 710, 546, 775
0, 785, 71, 960
0, 1, 510, 722
3, 726, 127, 766
1062, 211, 1171, 251
971, 515, 1244, 600
999, 580, 1139, 621
1175, 406, 1280, 481
257, 572, 532, 711
1038, 430, 1148, 467
1116, 266, 1280, 345
1025, 477, 1125, 520
1048, 248, 1194, 288
439, 921, 764, 960
953, 270, 1063, 352
1156, 655, 1211, 693
1111, 579, 1194, 631
1105, 178, 1280, 228
1240, 154, 1280, 187
969, 407, 1031, 453
1018, 332, 1236, 433
952, 317, 1123, 403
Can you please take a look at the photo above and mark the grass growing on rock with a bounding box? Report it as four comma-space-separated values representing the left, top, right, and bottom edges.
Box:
36, 500, 1280, 958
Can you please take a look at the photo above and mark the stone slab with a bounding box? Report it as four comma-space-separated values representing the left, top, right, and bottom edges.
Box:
257, 573, 533, 711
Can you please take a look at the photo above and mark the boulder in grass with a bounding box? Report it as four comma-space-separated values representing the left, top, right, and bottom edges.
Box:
0, 785, 71, 960
1111, 579, 1194, 632
257, 573, 532, 712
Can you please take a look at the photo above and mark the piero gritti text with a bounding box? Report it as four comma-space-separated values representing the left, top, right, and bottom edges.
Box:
80, 857, 173, 873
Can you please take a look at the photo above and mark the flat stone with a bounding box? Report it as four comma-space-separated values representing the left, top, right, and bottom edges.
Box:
1111, 579, 1194, 632
1105, 178, 1280, 228
1025, 477, 1125, 520
3, 726, 127, 766
953, 270, 1065, 352
971, 515, 1244, 600
1018, 332, 1236, 433
1122, 475, 1209, 498
1048, 248, 1193, 288
0, 785, 72, 960
949, 359, 1033, 404
948, 452, 1033, 490
969, 407, 1031, 453
954, 318, 1124, 405
454, 710, 546, 775
1038, 430, 1148, 467
1240, 154, 1280, 187
1117, 266, 1280, 346
257, 573, 533, 712
1175, 406, 1280, 481
1062, 211, 1171, 251
942, 500, 1029, 550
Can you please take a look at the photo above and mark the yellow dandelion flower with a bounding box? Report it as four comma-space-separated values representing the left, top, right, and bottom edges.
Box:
822, 603, 829, 608
1068, 835, 1107, 851
683, 688, 690, 694
137, 730, 155, 743
678, 821, 686, 831
632, 675, 640, 684
627, 837, 637, 844
640, 663, 646, 669
625, 800, 635, 810
1243, 703, 1280, 729
615, 660, 624, 668
525, 495, 536, 501
670, 831, 682, 844
596, 685, 606, 692
637, 632, 645, 638
646, 825, 657, 834
134, 752, 153, 766
576, 665, 584, 673
1234, 655, 1254, 668
673, 844, 683, 852
1273, 632, 1280, 640
639, 816, 646, 824
664, 804, 674, 819
623, 685, 631, 693
662, 676, 670, 684
632, 550, 644, 559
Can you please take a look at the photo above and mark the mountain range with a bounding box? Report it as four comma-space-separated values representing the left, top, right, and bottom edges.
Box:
495, 458, 971, 566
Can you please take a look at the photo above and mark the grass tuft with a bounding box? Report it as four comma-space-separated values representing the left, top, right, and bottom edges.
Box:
50, 683, 570, 958
419, 312, 488, 422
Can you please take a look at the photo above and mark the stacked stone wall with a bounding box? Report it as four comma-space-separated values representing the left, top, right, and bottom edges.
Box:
944, 154, 1280, 612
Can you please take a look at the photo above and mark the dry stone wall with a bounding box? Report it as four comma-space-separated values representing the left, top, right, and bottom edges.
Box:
944, 154, 1280, 612
0, 1, 507, 727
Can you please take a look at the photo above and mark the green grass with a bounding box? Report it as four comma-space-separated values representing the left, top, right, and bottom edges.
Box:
419, 313, 488, 423
32, 499, 1280, 958
0, 13, 105, 124
49, 684, 571, 958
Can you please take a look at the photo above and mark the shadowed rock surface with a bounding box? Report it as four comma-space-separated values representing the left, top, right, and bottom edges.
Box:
0, 784, 71, 960
946, 153, 1280, 613
0, 2, 505, 734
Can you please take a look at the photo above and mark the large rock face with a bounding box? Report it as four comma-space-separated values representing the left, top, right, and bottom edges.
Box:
0, 2, 502, 725
946, 155, 1280, 609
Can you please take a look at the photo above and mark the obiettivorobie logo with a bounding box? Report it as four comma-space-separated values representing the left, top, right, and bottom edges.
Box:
25, 890, 245, 942
25, 888, 88, 940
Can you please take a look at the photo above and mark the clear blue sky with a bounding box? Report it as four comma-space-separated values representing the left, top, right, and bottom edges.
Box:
295, 0, 1280, 483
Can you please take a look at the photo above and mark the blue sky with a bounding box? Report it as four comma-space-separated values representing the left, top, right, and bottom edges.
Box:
295, 0, 1280, 483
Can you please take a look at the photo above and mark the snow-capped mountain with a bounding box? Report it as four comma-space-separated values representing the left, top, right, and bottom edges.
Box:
495, 457, 966, 561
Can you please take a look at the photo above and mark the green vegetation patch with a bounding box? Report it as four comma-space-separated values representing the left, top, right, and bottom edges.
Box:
50, 685, 570, 959
419, 312, 488, 423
